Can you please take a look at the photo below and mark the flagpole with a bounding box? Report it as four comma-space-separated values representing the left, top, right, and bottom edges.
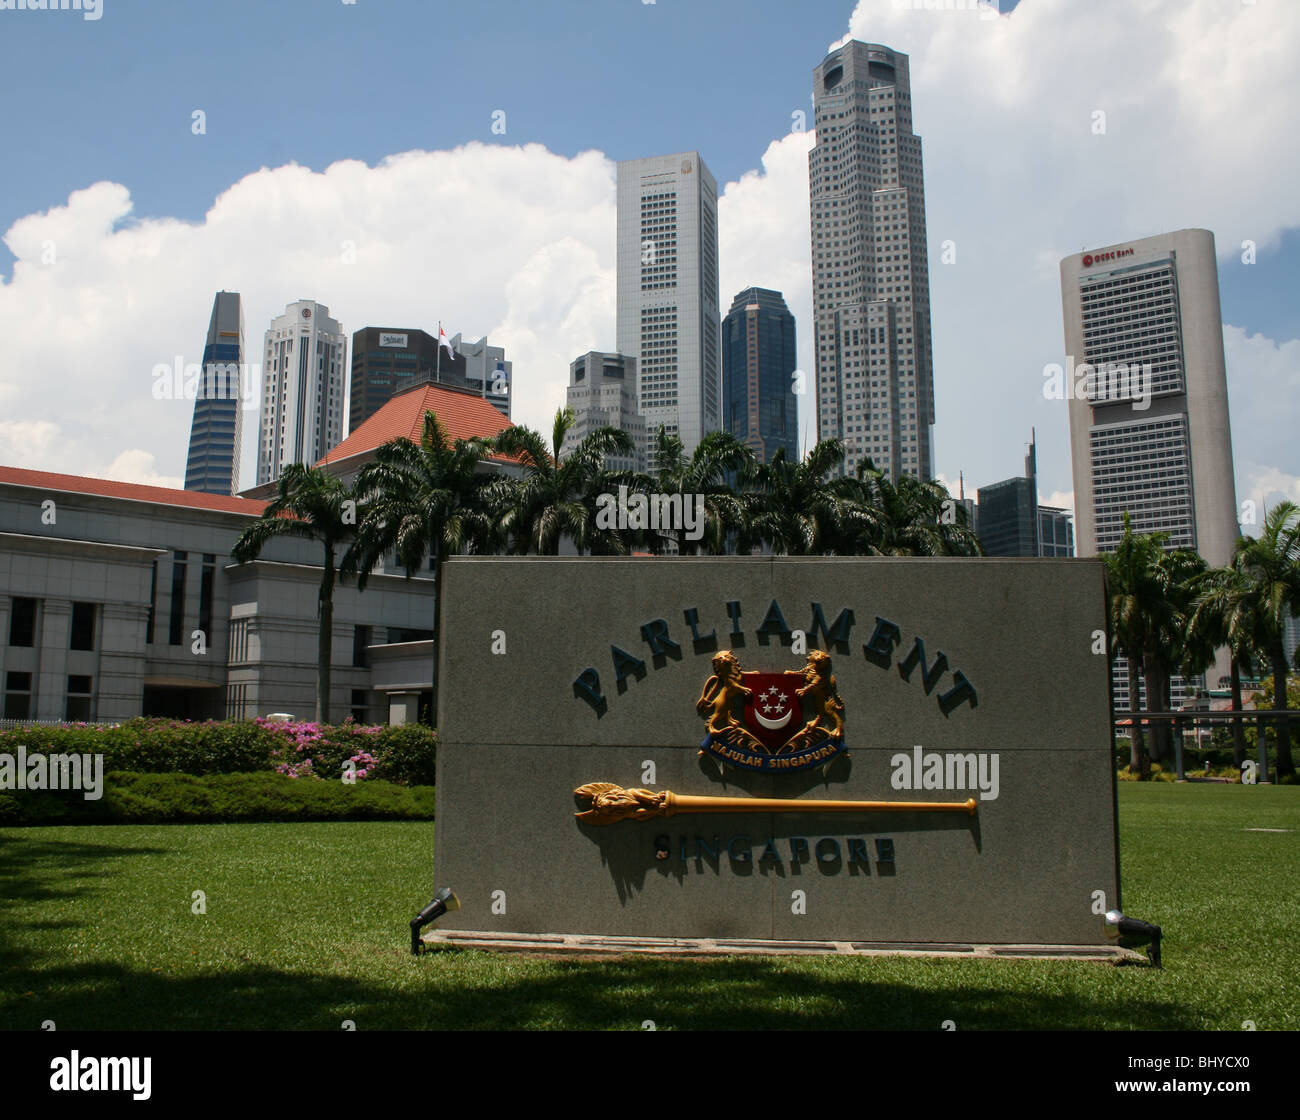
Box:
435, 320, 441, 382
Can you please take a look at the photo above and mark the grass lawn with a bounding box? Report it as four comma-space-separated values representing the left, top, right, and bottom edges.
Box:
1, 783, 1295, 1031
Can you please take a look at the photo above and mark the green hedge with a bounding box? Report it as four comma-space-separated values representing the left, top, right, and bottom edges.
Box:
0, 771, 436, 826
0, 718, 436, 785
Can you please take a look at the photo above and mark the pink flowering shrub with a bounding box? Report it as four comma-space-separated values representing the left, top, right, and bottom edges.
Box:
0, 718, 436, 785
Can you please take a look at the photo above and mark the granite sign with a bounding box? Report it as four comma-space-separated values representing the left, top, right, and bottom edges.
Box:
431, 556, 1120, 948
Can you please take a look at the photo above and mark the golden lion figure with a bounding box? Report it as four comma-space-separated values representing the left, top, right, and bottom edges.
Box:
780, 650, 845, 753
573, 782, 668, 824
695, 650, 766, 752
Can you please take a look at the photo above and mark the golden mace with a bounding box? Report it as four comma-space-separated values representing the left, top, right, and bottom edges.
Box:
574, 782, 978, 826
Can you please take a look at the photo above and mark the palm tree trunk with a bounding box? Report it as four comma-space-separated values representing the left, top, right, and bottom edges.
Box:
1143, 659, 1166, 763
1270, 642, 1294, 779
1230, 657, 1246, 768
1127, 656, 1147, 775
318, 544, 335, 725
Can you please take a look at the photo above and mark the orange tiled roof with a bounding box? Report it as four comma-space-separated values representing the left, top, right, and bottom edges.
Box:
0, 465, 268, 516
319, 381, 513, 467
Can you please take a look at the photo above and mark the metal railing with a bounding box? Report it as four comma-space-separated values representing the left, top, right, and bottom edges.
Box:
1113, 708, 1300, 782
0, 719, 120, 732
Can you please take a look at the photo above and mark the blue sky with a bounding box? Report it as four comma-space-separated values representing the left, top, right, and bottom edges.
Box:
0, 0, 1296, 518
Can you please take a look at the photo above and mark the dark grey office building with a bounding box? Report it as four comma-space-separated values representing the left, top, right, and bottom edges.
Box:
349, 328, 453, 434
184, 291, 246, 495
977, 435, 1074, 558
721, 287, 798, 464
977, 476, 1037, 557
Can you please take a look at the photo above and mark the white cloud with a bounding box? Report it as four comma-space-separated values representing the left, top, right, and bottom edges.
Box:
1, 144, 618, 483
0, 419, 61, 464
830, 0, 1300, 504
1041, 490, 1075, 519
100, 449, 182, 490
0, 0, 1296, 514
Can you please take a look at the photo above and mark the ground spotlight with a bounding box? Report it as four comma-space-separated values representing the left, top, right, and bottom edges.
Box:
1104, 909, 1162, 968
410, 887, 460, 954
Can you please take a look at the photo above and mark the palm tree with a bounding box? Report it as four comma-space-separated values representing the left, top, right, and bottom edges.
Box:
490, 407, 634, 555
1187, 565, 1257, 766
646, 426, 753, 554
848, 460, 983, 556
232, 463, 357, 724
742, 438, 862, 555
1144, 547, 1207, 764
1101, 514, 1169, 774
1198, 503, 1300, 778
343, 411, 499, 727
1101, 514, 1208, 770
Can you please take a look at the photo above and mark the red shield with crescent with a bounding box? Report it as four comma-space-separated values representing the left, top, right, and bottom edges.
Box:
741, 672, 802, 752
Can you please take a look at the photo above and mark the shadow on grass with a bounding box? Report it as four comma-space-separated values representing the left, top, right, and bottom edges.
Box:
0, 949, 1200, 1031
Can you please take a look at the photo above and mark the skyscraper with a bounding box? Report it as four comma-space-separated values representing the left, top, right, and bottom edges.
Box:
349, 327, 442, 434
1061, 228, 1240, 702
616, 151, 721, 457
184, 291, 245, 495
561, 351, 645, 472
809, 41, 936, 480
976, 433, 1074, 557
1061, 229, 1239, 566
721, 287, 798, 464
257, 300, 347, 486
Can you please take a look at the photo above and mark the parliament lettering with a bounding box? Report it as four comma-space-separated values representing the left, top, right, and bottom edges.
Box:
572, 600, 977, 718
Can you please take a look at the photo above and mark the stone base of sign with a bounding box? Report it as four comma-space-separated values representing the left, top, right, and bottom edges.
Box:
420, 928, 1141, 963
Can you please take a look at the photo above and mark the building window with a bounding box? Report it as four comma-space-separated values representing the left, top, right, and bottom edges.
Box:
353, 625, 371, 668
199, 554, 215, 640
4, 671, 32, 720
146, 561, 158, 644
351, 689, 369, 724
388, 627, 433, 644
168, 551, 188, 646
66, 675, 93, 722
9, 597, 37, 647
70, 602, 96, 651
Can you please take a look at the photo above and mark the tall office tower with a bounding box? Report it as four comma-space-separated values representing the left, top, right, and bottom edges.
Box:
1062, 230, 1239, 563
616, 151, 721, 458
1062, 228, 1240, 701
561, 352, 645, 472
810, 42, 936, 481
349, 327, 441, 434
257, 300, 347, 486
184, 291, 246, 495
721, 287, 798, 464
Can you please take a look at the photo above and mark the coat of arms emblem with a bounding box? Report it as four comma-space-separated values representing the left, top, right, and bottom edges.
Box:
695, 650, 847, 772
